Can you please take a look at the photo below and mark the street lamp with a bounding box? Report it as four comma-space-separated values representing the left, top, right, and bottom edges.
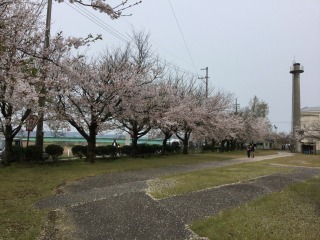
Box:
26, 115, 39, 147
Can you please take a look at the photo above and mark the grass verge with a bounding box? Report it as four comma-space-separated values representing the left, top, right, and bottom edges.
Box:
190, 175, 320, 240
147, 161, 292, 199
148, 152, 320, 200
263, 153, 320, 168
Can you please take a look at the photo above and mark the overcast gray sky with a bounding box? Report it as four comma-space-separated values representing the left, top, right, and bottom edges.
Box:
51, 0, 320, 133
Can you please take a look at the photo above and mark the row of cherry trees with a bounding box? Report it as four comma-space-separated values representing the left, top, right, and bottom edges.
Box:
0, 0, 139, 164
0, 1, 272, 164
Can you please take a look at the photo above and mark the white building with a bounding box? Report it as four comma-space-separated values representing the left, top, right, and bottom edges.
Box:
300, 107, 320, 154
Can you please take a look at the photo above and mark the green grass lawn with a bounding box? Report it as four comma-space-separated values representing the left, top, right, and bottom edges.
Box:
0, 150, 317, 239
264, 153, 320, 168
147, 162, 293, 199
148, 153, 319, 199
190, 175, 320, 240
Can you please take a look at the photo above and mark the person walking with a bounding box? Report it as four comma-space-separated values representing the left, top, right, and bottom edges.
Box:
246, 145, 251, 158
112, 140, 119, 157
250, 144, 255, 158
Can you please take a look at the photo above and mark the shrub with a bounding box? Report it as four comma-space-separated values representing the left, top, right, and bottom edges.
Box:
72, 145, 87, 159
137, 143, 148, 154
95, 146, 109, 157
25, 145, 43, 162
107, 145, 118, 157
45, 144, 64, 161
202, 144, 213, 151
170, 142, 181, 152
152, 144, 162, 154
165, 144, 173, 153
121, 145, 132, 155
137, 144, 162, 154
11, 146, 25, 162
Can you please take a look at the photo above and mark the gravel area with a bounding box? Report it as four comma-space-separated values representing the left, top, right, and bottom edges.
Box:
35, 152, 319, 240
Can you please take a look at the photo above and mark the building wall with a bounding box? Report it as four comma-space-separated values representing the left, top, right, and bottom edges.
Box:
300, 107, 320, 154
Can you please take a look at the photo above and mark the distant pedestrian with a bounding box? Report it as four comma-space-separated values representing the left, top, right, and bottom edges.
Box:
112, 139, 118, 147
246, 145, 251, 158
112, 140, 119, 157
250, 144, 255, 158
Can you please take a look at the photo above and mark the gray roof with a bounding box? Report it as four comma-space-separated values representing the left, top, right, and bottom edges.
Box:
301, 107, 320, 112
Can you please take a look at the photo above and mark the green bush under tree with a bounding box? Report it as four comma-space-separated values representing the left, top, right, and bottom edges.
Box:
45, 144, 64, 161
72, 145, 87, 160
25, 145, 43, 162
11, 146, 25, 162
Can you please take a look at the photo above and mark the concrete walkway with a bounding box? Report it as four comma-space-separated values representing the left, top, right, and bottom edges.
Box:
35, 152, 320, 240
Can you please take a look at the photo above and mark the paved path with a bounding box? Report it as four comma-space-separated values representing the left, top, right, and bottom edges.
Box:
35, 152, 320, 240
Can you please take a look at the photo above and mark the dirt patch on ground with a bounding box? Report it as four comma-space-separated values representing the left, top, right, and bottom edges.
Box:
37, 209, 75, 240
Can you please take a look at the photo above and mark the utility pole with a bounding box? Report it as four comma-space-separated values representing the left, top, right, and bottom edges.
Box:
199, 67, 209, 98
36, 0, 52, 148
234, 98, 240, 114
199, 67, 209, 146
44, 0, 52, 50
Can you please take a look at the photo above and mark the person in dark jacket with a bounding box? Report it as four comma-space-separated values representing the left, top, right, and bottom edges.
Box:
250, 144, 255, 158
246, 145, 251, 158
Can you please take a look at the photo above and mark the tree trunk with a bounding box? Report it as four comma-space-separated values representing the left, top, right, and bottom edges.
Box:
221, 140, 226, 152
35, 113, 44, 149
161, 132, 172, 155
182, 137, 189, 154
86, 126, 97, 163
240, 142, 244, 150
3, 125, 13, 166
86, 140, 95, 163
231, 139, 236, 151
211, 139, 216, 151
226, 140, 231, 151
162, 138, 168, 155
176, 130, 191, 155
131, 136, 138, 156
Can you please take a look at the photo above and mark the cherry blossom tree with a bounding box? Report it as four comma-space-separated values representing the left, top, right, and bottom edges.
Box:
199, 92, 243, 151
0, 0, 44, 165
0, 0, 100, 165
113, 32, 164, 156
237, 96, 272, 145
166, 79, 203, 154
246, 95, 269, 118
299, 120, 320, 141
274, 131, 291, 149
150, 72, 189, 154
35, 0, 142, 148
49, 45, 133, 162
55, 0, 142, 19
150, 71, 238, 155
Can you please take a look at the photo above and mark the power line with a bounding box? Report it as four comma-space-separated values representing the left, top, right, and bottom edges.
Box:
122, 18, 198, 73
65, 2, 131, 44
64, 2, 199, 78
168, 0, 198, 75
